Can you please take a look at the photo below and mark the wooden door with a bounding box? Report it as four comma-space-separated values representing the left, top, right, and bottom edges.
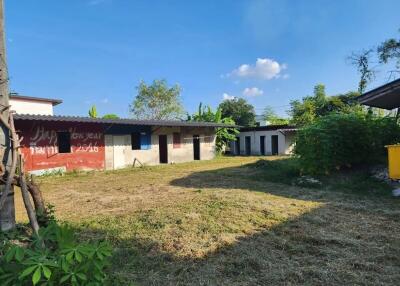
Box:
159, 135, 168, 163
193, 135, 200, 160
271, 135, 279, 155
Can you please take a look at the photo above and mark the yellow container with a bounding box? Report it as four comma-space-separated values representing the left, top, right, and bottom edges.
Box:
386, 144, 400, 180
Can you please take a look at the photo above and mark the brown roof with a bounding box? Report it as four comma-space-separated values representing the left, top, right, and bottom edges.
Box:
14, 114, 238, 128
357, 78, 400, 109
10, 93, 63, 106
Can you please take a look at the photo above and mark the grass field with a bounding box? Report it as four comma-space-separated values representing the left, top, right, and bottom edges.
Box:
16, 156, 400, 285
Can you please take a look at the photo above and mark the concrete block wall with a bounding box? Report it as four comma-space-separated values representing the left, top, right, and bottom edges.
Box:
105, 126, 216, 170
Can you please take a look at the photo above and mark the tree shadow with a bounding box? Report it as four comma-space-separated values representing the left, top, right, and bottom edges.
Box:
170, 158, 394, 203
74, 202, 400, 286
71, 159, 400, 285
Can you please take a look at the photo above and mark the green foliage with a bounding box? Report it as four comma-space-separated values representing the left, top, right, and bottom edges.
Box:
0, 221, 112, 286
350, 29, 400, 91
218, 98, 256, 127
102, 114, 119, 119
348, 49, 376, 93
294, 113, 400, 174
189, 103, 239, 154
377, 31, 400, 69
262, 106, 289, 125
289, 84, 363, 126
88, 105, 98, 118
130, 79, 185, 120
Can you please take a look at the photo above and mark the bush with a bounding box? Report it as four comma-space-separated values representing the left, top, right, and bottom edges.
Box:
0, 221, 112, 286
294, 113, 400, 174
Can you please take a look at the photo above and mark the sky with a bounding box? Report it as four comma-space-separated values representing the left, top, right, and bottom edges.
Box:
5, 0, 400, 118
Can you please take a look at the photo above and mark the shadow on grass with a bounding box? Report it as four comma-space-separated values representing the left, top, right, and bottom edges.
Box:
67, 158, 400, 285
171, 157, 393, 199
73, 202, 400, 286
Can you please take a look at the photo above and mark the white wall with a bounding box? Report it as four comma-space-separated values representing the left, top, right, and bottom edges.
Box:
231, 130, 295, 155
105, 126, 216, 170
10, 98, 54, 115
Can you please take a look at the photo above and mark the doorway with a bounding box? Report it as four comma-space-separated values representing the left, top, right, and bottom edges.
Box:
260, 136, 265, 155
193, 135, 200, 160
235, 137, 240, 155
245, 136, 251, 155
271, 135, 279, 155
113, 135, 126, 169
159, 135, 168, 163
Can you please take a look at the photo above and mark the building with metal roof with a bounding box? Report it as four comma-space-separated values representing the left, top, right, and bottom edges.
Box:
357, 78, 400, 110
13, 96, 235, 174
230, 124, 297, 156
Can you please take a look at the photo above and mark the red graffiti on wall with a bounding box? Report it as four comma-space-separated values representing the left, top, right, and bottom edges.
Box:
16, 121, 106, 172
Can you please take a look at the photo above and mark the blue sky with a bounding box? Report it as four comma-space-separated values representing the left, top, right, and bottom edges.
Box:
5, 0, 400, 117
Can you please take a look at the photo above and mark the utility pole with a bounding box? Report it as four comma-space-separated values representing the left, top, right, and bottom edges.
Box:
0, 0, 15, 231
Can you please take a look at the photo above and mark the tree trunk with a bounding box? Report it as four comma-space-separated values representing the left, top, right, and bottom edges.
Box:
18, 154, 39, 235
0, 0, 14, 231
26, 180, 45, 214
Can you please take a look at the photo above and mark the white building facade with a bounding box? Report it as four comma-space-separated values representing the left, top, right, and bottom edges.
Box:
230, 125, 296, 156
9, 93, 62, 115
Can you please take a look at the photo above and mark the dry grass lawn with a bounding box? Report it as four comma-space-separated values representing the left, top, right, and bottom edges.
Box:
15, 156, 400, 285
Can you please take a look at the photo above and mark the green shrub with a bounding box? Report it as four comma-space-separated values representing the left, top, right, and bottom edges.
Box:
0, 221, 112, 286
294, 113, 400, 174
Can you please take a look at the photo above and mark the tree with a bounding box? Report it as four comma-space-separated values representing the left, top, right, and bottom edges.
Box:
348, 49, 376, 93
88, 105, 98, 118
350, 29, 400, 92
378, 34, 400, 77
218, 98, 256, 127
189, 103, 239, 153
289, 84, 362, 126
130, 79, 185, 120
262, 106, 289, 125
102, 114, 119, 119
0, 0, 14, 231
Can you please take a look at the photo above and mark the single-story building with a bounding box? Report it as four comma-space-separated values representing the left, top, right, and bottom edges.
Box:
11, 94, 233, 174
229, 125, 297, 156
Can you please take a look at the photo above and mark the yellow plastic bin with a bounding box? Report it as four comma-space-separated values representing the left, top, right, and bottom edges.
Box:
386, 144, 400, 180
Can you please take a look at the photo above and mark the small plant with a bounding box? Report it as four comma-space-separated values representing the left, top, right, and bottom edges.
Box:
0, 221, 112, 285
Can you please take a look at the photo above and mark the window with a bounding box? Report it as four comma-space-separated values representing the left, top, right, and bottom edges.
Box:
173, 132, 181, 148
57, 132, 71, 153
131, 133, 141, 150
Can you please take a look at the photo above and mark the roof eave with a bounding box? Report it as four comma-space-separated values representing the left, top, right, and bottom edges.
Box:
357, 78, 400, 109
13, 114, 237, 128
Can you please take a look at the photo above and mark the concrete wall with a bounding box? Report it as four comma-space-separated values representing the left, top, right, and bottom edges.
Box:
105, 126, 216, 170
16, 121, 105, 173
10, 98, 54, 115
231, 130, 295, 155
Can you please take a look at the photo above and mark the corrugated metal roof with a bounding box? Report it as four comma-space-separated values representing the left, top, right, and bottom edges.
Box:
357, 78, 400, 109
14, 114, 237, 128
240, 124, 297, 132
10, 93, 63, 106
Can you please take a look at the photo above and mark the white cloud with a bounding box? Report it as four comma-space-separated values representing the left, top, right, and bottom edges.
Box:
101, 98, 109, 104
242, 87, 264, 97
228, 58, 287, 80
222, 93, 235, 100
